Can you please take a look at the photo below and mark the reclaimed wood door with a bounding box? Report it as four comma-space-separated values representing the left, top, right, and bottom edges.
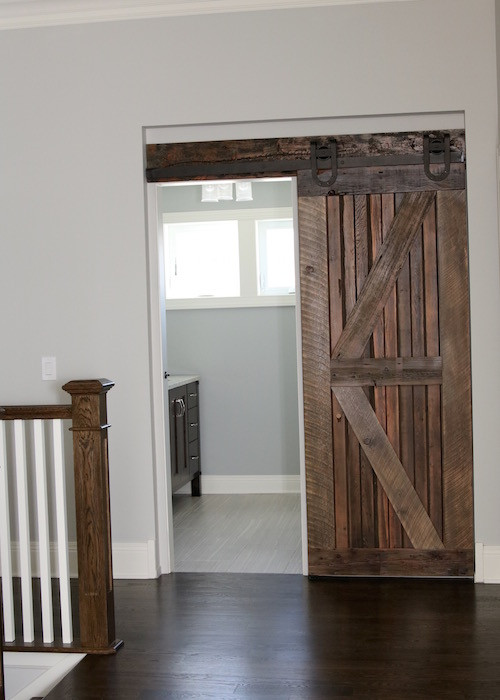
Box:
298, 187, 473, 577
146, 129, 473, 577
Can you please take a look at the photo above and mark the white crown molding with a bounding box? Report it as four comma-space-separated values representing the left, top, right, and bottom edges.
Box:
0, 0, 416, 31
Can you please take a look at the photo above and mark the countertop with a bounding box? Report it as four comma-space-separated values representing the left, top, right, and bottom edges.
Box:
167, 374, 200, 390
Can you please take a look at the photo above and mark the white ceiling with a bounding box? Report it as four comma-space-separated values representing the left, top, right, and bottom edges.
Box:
0, 0, 416, 30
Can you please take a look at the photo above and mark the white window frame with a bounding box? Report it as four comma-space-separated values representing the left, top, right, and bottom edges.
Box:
163, 207, 295, 309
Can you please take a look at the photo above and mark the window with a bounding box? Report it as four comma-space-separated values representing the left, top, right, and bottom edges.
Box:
163, 207, 295, 309
257, 219, 295, 296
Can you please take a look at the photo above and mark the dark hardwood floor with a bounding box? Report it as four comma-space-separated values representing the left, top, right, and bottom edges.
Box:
43, 574, 500, 699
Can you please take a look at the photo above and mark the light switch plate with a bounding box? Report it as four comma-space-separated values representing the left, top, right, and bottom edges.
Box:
42, 356, 57, 380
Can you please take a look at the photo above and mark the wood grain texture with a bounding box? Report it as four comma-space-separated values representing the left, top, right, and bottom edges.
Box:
370, 195, 389, 549
63, 381, 118, 652
437, 190, 473, 549
355, 195, 375, 548
332, 386, 444, 550
147, 130, 465, 171
297, 196, 335, 550
330, 357, 442, 386
297, 163, 466, 196
44, 572, 500, 700
327, 196, 349, 549
423, 201, 443, 538
343, 196, 362, 547
0, 405, 72, 420
333, 192, 435, 360
381, 194, 403, 549
309, 548, 473, 577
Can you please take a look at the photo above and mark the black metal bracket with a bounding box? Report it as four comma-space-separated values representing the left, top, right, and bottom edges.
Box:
311, 140, 338, 187
423, 133, 451, 182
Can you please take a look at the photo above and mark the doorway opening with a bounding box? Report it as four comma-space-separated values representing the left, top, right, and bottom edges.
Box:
158, 177, 304, 574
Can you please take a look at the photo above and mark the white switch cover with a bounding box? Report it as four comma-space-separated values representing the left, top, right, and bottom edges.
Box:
42, 356, 57, 381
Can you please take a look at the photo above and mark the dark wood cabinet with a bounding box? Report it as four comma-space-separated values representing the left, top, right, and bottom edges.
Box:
169, 381, 201, 496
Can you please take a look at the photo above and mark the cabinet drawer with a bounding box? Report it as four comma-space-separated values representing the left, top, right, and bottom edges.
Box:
188, 406, 199, 443
187, 382, 199, 408
188, 440, 200, 475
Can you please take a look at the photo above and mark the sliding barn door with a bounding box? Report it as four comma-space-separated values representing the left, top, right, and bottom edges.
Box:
298, 187, 473, 577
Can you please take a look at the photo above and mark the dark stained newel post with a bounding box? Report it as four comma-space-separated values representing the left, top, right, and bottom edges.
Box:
63, 378, 122, 653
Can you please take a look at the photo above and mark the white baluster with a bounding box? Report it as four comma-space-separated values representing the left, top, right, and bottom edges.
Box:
52, 419, 73, 644
14, 420, 34, 642
33, 419, 54, 643
0, 421, 15, 642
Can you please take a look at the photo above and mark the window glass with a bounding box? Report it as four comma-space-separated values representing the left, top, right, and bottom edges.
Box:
257, 219, 295, 295
165, 220, 240, 299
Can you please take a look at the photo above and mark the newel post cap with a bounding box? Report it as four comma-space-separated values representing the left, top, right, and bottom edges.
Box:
62, 378, 115, 396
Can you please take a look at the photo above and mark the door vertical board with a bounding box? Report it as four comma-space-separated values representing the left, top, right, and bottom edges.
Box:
382, 194, 403, 548
423, 202, 443, 538
410, 228, 428, 511
355, 195, 376, 547
298, 196, 335, 550
396, 193, 415, 548
343, 196, 362, 547
328, 197, 349, 549
370, 195, 389, 548
437, 190, 473, 550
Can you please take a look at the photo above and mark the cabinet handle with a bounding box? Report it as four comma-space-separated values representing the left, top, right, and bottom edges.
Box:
174, 398, 186, 417
189, 393, 198, 398
190, 455, 200, 461
189, 422, 198, 428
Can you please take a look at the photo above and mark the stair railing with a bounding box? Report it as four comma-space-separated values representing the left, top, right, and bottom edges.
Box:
0, 379, 122, 668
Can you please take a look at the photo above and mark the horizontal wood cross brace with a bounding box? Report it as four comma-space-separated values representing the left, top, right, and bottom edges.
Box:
330, 357, 442, 386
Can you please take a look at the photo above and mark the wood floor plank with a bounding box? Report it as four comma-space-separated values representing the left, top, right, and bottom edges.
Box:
43, 574, 500, 699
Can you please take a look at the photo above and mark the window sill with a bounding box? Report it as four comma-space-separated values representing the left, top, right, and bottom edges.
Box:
166, 295, 296, 310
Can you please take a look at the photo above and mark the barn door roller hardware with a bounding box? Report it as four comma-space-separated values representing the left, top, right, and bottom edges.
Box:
311, 140, 338, 187
146, 133, 462, 182
423, 133, 451, 182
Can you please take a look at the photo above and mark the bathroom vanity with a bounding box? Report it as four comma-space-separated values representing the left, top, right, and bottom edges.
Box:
168, 375, 201, 496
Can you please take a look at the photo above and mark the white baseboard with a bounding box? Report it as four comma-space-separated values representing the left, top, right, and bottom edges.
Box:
3, 540, 158, 580
176, 474, 301, 495
475, 543, 500, 583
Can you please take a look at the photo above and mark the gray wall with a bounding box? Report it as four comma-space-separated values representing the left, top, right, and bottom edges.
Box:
167, 307, 300, 476
0, 0, 499, 548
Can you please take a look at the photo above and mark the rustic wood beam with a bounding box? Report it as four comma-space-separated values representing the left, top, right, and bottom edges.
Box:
330, 357, 442, 386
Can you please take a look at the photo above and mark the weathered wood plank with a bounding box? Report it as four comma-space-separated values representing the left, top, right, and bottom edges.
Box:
410, 228, 429, 512
355, 195, 375, 548
437, 190, 473, 550
343, 197, 362, 548
309, 547, 473, 577
423, 201, 443, 538
333, 192, 435, 360
298, 196, 335, 551
328, 196, 349, 549
147, 131, 466, 172
395, 193, 415, 549
332, 385, 444, 550
330, 357, 443, 386
381, 194, 402, 549
370, 195, 389, 548
297, 163, 465, 196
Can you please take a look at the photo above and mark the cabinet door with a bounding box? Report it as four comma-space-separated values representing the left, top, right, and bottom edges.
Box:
169, 386, 189, 491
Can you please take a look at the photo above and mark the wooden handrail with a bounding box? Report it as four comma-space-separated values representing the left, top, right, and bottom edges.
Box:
0, 378, 122, 658
0, 405, 72, 420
